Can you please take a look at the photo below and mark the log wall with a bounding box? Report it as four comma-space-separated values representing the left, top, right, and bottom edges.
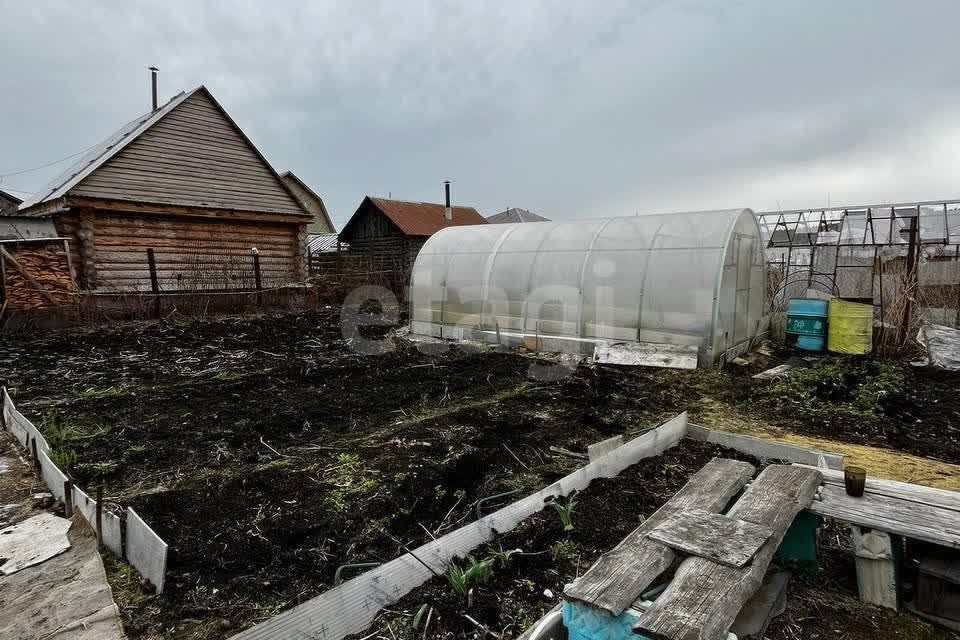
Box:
56, 209, 302, 292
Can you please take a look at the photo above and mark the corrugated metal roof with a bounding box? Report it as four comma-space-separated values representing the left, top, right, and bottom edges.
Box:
368, 197, 486, 236
18, 90, 195, 210
307, 233, 343, 253
486, 207, 549, 224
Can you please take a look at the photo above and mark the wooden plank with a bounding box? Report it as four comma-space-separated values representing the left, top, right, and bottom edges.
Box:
809, 484, 960, 548
690, 425, 844, 470
730, 571, 790, 640
635, 465, 822, 640
593, 342, 698, 369
752, 363, 793, 380
564, 457, 756, 615
796, 464, 960, 513
65, 197, 311, 223
80, 170, 300, 204
647, 508, 774, 569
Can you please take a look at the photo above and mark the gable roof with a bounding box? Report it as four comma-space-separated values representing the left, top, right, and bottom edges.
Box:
18, 86, 309, 219
343, 196, 487, 238
0, 190, 23, 206
487, 207, 549, 224
281, 171, 335, 232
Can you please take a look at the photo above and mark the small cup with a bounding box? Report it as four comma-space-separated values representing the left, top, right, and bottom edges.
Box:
844, 466, 867, 497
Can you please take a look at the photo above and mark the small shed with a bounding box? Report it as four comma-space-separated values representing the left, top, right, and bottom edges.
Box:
0, 190, 22, 217
338, 194, 486, 277
11, 86, 313, 292
486, 207, 549, 224
409, 209, 767, 367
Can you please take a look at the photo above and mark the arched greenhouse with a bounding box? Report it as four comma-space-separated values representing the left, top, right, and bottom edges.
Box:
409, 209, 767, 367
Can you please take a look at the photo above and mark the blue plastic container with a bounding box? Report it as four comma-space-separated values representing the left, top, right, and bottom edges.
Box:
785, 298, 829, 352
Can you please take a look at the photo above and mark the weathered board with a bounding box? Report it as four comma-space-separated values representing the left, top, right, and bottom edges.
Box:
798, 464, 960, 513
647, 508, 774, 569
751, 363, 793, 380
564, 457, 756, 615
730, 571, 790, 640
593, 342, 698, 369
809, 483, 960, 549
635, 465, 822, 640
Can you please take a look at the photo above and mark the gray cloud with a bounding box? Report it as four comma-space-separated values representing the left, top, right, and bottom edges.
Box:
1, 0, 958, 226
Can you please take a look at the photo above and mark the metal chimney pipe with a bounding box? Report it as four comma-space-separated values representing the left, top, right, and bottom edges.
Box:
443, 180, 452, 221
149, 66, 159, 111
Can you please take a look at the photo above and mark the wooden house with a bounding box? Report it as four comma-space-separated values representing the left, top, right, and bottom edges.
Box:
0, 190, 22, 217
11, 86, 313, 292
338, 191, 486, 278
280, 171, 335, 234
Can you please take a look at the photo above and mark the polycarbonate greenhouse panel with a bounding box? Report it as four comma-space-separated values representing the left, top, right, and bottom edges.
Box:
409, 209, 767, 366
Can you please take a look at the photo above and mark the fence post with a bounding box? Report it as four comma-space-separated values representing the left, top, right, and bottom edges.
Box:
63, 480, 73, 518
147, 248, 160, 317
252, 249, 262, 304
30, 437, 40, 473
96, 485, 104, 551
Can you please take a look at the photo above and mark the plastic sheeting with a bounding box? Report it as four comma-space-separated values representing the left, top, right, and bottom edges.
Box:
919, 324, 960, 370
409, 210, 766, 366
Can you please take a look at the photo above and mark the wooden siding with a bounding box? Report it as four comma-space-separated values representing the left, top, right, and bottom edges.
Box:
58, 211, 300, 292
281, 174, 333, 234
69, 91, 306, 216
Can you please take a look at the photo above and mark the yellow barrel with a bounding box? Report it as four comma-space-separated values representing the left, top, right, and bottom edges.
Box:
827, 299, 873, 354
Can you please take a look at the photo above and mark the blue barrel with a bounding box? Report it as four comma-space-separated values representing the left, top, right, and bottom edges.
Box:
785, 298, 829, 352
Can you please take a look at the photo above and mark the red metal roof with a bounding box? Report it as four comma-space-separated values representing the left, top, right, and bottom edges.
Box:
368, 197, 486, 236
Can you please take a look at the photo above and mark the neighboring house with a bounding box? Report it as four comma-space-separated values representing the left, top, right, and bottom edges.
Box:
0, 190, 22, 217
339, 195, 486, 277
280, 171, 335, 234
0, 190, 61, 240
486, 207, 549, 224
11, 86, 313, 292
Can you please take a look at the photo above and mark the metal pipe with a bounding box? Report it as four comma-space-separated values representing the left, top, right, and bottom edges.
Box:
149, 66, 159, 111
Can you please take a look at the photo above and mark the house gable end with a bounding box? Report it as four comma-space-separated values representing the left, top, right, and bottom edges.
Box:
68, 89, 308, 216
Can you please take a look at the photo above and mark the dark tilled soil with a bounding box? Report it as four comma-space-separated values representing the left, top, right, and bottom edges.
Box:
0, 310, 695, 638
1, 310, 957, 639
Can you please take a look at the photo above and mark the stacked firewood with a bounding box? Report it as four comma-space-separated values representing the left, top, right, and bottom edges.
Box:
2, 243, 78, 311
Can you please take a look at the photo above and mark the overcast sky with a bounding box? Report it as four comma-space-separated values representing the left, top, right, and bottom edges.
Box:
1, 1, 958, 227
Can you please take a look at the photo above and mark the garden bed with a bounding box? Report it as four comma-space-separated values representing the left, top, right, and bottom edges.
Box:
351, 442, 956, 640
0, 309, 957, 639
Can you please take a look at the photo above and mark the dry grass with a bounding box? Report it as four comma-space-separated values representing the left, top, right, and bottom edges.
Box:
697, 397, 960, 490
